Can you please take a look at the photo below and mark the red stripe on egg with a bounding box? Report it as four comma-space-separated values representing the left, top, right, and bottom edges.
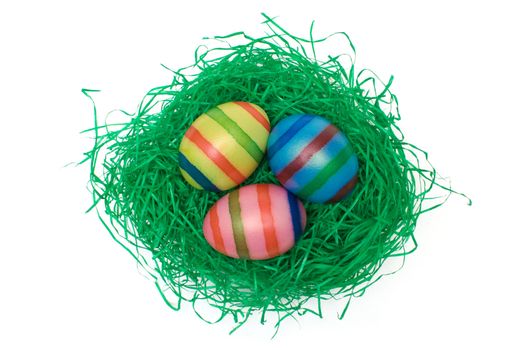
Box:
327, 174, 358, 203
256, 185, 280, 258
276, 124, 339, 184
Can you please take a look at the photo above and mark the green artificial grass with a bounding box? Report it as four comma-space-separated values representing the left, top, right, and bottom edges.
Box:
83, 14, 461, 333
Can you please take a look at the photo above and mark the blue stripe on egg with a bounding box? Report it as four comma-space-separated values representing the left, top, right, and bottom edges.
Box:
269, 116, 330, 174
178, 153, 220, 192
267, 115, 313, 156
286, 190, 303, 242
267, 114, 360, 204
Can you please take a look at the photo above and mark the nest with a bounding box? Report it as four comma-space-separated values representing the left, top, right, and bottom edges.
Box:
84, 14, 449, 333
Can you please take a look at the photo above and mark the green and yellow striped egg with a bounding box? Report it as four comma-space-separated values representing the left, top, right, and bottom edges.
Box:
178, 102, 270, 191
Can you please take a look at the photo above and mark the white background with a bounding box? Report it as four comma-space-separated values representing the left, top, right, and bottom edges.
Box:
1, 0, 524, 349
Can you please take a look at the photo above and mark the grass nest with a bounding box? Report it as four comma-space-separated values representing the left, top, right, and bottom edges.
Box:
83, 14, 453, 333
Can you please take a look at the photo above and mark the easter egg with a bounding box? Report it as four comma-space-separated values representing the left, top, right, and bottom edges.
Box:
267, 114, 359, 203
203, 184, 307, 260
178, 101, 270, 192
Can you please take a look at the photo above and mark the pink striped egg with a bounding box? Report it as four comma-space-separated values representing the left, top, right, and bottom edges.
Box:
202, 184, 307, 260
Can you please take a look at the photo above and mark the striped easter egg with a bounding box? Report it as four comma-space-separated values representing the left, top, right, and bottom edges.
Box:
178, 101, 270, 191
267, 114, 359, 203
202, 184, 307, 260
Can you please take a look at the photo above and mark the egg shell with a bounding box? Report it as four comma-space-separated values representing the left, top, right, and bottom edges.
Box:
203, 184, 307, 260
267, 114, 359, 203
179, 101, 270, 192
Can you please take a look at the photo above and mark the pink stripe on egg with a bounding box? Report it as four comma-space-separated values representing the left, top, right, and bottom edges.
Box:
216, 195, 239, 258
269, 185, 295, 255
239, 185, 268, 259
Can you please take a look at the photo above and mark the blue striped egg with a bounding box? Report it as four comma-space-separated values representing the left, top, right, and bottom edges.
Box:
267, 114, 359, 203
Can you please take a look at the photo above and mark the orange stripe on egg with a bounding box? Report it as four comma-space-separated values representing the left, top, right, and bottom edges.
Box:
209, 203, 226, 255
179, 139, 236, 191
234, 101, 271, 132
256, 184, 280, 258
191, 114, 258, 178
